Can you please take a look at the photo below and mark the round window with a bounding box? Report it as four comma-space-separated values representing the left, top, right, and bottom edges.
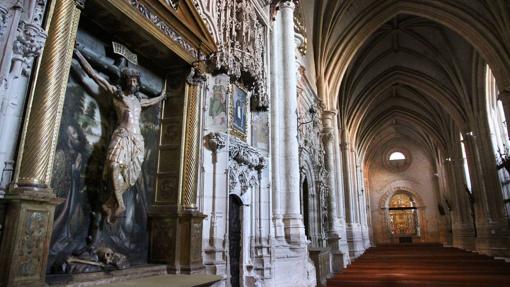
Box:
383, 148, 411, 171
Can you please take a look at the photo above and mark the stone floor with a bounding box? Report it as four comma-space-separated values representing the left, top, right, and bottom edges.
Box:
46, 265, 222, 287
102, 274, 222, 287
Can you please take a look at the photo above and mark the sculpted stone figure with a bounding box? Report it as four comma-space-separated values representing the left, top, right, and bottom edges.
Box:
74, 49, 166, 223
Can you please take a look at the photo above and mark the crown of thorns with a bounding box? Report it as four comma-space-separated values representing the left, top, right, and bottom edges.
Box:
120, 67, 140, 80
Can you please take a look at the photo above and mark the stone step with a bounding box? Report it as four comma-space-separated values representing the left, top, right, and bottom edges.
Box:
46, 264, 168, 287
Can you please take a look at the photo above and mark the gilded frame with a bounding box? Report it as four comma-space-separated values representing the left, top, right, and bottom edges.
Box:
229, 84, 249, 141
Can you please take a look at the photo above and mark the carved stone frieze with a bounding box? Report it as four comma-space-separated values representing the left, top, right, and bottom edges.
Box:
204, 132, 266, 194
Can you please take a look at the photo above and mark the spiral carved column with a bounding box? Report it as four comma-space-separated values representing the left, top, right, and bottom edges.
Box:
0, 1, 83, 285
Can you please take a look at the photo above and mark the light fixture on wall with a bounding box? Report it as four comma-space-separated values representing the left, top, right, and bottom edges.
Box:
297, 106, 317, 128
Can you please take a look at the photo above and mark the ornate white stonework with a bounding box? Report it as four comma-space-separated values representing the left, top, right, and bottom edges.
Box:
205, 132, 266, 197
297, 66, 330, 246
193, 0, 270, 111
0, 0, 48, 192
12, 21, 46, 75
0, 5, 8, 38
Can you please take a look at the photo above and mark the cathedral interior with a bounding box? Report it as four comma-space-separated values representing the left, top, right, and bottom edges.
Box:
1, 0, 510, 286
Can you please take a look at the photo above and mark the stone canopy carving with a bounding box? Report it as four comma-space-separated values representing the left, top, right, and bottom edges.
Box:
205, 132, 266, 196
212, 0, 269, 111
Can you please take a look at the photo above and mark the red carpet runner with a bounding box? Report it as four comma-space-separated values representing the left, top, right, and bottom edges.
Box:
327, 243, 510, 287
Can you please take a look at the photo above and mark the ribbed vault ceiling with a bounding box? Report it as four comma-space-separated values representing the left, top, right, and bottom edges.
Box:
311, 0, 510, 112
340, 14, 482, 161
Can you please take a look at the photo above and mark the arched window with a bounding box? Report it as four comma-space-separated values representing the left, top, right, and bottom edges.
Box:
389, 152, 406, 161
459, 133, 472, 192
485, 65, 510, 217
388, 192, 419, 236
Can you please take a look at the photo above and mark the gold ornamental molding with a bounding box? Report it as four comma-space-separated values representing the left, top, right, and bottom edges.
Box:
179, 83, 201, 209
13, 0, 83, 190
105, 0, 216, 68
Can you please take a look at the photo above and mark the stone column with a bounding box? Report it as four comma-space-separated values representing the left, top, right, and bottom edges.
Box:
0, 0, 83, 285
279, 0, 305, 243
322, 110, 344, 271
270, 9, 284, 238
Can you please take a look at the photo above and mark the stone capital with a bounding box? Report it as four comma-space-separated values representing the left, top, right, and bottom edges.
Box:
340, 141, 350, 150
322, 109, 337, 122
279, 0, 297, 10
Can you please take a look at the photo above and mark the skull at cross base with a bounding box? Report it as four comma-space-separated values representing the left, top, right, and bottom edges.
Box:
97, 247, 114, 265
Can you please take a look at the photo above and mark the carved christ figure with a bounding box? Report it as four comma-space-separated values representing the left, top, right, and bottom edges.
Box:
74, 49, 166, 223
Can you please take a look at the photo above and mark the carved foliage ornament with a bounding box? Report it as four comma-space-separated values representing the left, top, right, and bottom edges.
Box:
205, 132, 266, 193
213, 0, 269, 111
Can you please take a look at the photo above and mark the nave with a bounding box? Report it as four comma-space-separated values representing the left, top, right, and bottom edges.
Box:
328, 244, 510, 287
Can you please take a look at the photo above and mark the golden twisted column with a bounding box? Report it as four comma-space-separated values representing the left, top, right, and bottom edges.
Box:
0, 1, 83, 286
180, 84, 201, 209
15, 0, 81, 189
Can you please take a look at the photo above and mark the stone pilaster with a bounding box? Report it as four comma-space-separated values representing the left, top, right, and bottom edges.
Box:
0, 0, 83, 285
